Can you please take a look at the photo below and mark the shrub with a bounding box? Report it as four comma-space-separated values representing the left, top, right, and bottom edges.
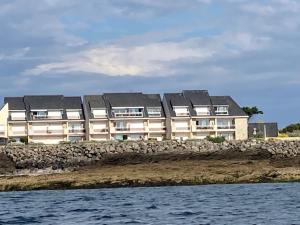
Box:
281, 123, 300, 133
20, 137, 28, 144
206, 136, 225, 143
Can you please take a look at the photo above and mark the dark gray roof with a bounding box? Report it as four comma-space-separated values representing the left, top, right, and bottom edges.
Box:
24, 95, 64, 110
166, 93, 190, 107
182, 90, 211, 106
63, 97, 83, 110
248, 123, 278, 138
5, 95, 84, 121
103, 93, 146, 107
83, 93, 165, 119
4, 97, 25, 110
163, 91, 247, 117
210, 96, 247, 117
83, 95, 107, 119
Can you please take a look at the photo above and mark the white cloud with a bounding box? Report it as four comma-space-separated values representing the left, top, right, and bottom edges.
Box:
25, 40, 215, 76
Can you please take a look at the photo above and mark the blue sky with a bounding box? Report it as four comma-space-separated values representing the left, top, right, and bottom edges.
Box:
1, 0, 300, 128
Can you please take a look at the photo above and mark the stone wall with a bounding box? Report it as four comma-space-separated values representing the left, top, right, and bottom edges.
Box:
0, 139, 300, 170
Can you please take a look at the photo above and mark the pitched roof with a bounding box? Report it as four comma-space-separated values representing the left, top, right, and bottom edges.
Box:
103, 93, 146, 107
182, 90, 211, 106
210, 96, 247, 116
163, 91, 247, 117
4, 97, 26, 110
24, 95, 64, 110
63, 97, 83, 110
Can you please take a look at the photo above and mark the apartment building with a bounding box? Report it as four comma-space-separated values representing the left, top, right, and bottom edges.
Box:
0, 95, 85, 144
0, 90, 248, 144
163, 90, 248, 141
83, 93, 166, 141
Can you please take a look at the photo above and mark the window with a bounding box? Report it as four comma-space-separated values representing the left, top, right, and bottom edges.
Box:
196, 119, 210, 127
214, 106, 229, 115
195, 106, 210, 115
67, 110, 81, 119
112, 108, 143, 117
92, 109, 107, 118
147, 107, 161, 117
174, 107, 189, 116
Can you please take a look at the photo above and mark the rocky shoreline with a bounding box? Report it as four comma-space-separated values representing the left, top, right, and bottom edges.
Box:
1, 139, 300, 172
0, 140, 299, 191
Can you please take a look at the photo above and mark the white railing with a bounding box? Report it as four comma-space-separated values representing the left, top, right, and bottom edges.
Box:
32, 115, 62, 120
196, 125, 214, 130
69, 128, 85, 133
217, 125, 235, 129
11, 131, 27, 135
175, 113, 190, 116
148, 127, 166, 132
175, 127, 190, 131
92, 128, 108, 133
29, 129, 65, 135
114, 112, 143, 117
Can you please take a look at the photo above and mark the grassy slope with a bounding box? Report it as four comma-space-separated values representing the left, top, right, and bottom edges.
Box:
0, 159, 300, 191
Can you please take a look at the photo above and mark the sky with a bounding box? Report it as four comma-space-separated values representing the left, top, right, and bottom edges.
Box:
0, 0, 300, 128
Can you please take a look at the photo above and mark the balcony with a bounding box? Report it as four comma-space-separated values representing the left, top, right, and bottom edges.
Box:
92, 128, 109, 134
196, 125, 214, 130
217, 125, 235, 130
174, 127, 190, 132
175, 113, 190, 117
68, 128, 85, 134
115, 127, 130, 131
10, 131, 27, 136
32, 115, 62, 120
148, 127, 166, 132
114, 112, 143, 118
29, 129, 65, 135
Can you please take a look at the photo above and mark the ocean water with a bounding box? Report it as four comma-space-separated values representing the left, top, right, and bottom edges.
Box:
0, 183, 299, 225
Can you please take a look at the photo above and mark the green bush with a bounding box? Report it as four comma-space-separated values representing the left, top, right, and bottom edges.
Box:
20, 137, 28, 144
206, 136, 225, 143
281, 123, 300, 133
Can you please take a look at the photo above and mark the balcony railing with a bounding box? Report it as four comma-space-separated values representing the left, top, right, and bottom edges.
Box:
196, 125, 214, 130
148, 127, 166, 132
217, 125, 235, 129
29, 129, 65, 135
114, 112, 143, 117
10, 131, 27, 135
69, 128, 85, 134
175, 127, 190, 131
32, 115, 62, 120
92, 128, 108, 133
115, 127, 130, 131
175, 113, 190, 117
215, 111, 229, 115
129, 128, 145, 132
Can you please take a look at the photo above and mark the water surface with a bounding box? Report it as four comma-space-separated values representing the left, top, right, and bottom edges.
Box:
0, 183, 299, 224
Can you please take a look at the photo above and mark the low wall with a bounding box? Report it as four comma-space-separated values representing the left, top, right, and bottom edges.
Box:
0, 140, 300, 170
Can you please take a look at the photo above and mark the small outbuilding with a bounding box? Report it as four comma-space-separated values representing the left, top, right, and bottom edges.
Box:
248, 122, 278, 138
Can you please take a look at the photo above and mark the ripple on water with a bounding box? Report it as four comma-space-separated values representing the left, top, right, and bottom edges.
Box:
0, 183, 299, 225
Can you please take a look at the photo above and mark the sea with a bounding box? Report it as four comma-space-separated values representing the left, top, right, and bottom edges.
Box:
0, 183, 299, 225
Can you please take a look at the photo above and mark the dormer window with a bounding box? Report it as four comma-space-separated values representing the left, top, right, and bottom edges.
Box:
31, 110, 63, 120
174, 106, 189, 116
112, 107, 143, 117
195, 106, 210, 116
147, 107, 161, 117
92, 109, 107, 118
67, 110, 81, 119
214, 106, 229, 115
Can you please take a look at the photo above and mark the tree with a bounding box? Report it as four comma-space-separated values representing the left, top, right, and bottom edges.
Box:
281, 123, 300, 133
242, 106, 263, 120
